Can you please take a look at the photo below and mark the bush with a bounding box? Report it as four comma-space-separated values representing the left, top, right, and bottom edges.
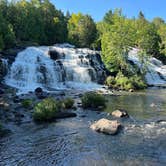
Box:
21, 99, 33, 108
63, 98, 74, 109
81, 92, 106, 109
105, 72, 147, 90
105, 76, 116, 87
33, 98, 61, 122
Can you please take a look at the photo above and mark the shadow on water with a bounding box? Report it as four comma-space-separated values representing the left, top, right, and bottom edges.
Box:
0, 88, 166, 165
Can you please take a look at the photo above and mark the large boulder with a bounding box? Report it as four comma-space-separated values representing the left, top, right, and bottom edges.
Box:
112, 109, 128, 118
90, 118, 121, 135
34, 87, 46, 99
48, 49, 65, 60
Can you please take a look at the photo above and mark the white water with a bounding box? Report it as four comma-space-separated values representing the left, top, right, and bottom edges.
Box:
128, 48, 166, 86
5, 44, 105, 93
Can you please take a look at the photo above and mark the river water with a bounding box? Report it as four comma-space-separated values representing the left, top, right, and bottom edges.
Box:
0, 89, 166, 166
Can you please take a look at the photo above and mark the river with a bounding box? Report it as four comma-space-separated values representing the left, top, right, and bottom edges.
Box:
0, 88, 166, 166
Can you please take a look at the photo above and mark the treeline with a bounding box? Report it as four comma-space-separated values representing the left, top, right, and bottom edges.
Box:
0, 0, 68, 50
0, 0, 98, 50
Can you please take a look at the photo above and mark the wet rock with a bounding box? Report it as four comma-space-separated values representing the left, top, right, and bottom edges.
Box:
129, 89, 134, 92
112, 109, 128, 118
35, 87, 43, 94
90, 118, 121, 135
35, 87, 46, 99
13, 96, 21, 103
49, 49, 65, 60
54, 111, 77, 119
0, 101, 9, 108
79, 115, 86, 118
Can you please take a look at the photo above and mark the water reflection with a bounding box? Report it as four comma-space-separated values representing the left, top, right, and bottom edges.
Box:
105, 89, 166, 121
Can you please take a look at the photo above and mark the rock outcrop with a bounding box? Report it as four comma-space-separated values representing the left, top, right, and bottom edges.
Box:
90, 118, 121, 135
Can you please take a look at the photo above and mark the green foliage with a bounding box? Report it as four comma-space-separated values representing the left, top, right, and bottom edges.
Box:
62, 98, 74, 109
68, 13, 97, 48
0, 12, 15, 50
105, 76, 116, 87
33, 98, 61, 122
81, 92, 106, 109
0, 0, 68, 49
105, 72, 147, 90
21, 99, 33, 108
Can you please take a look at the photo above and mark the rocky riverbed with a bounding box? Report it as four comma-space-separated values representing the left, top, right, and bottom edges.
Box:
0, 86, 166, 165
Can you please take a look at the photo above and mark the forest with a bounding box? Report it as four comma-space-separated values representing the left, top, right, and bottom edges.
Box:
1, 0, 166, 90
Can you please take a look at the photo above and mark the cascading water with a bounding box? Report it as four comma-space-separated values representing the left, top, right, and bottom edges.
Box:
128, 48, 166, 86
5, 44, 106, 93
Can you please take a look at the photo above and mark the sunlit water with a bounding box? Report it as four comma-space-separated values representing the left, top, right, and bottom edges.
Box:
0, 89, 166, 165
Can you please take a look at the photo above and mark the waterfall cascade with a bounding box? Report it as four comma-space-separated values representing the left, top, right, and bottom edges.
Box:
128, 48, 166, 86
5, 44, 106, 93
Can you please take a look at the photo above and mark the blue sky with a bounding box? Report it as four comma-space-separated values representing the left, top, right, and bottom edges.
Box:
51, 0, 166, 22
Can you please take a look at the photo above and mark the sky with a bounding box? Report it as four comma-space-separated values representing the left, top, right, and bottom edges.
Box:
51, 0, 166, 22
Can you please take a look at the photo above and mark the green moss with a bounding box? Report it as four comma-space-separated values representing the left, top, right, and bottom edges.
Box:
33, 98, 61, 122
63, 98, 74, 109
81, 92, 106, 109
21, 99, 33, 108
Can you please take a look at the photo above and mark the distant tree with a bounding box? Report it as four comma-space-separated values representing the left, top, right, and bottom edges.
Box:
67, 13, 97, 48
152, 17, 165, 28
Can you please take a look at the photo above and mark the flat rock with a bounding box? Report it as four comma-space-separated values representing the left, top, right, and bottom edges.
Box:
112, 109, 128, 118
90, 118, 121, 135
54, 111, 77, 119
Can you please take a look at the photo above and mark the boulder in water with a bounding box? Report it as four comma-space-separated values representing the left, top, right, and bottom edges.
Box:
35, 87, 46, 99
35, 87, 43, 94
90, 118, 121, 135
112, 109, 128, 118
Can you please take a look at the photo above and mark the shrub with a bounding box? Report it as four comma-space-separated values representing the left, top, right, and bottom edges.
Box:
33, 98, 61, 122
105, 72, 147, 90
21, 99, 33, 108
63, 98, 74, 109
105, 76, 116, 87
81, 92, 106, 109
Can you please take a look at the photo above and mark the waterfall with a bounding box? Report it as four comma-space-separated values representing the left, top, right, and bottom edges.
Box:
5, 44, 106, 93
128, 48, 166, 86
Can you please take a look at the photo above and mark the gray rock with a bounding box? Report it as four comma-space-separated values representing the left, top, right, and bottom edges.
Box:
90, 118, 121, 135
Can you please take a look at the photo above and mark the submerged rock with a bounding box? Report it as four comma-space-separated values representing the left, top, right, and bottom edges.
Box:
112, 109, 128, 118
90, 118, 121, 135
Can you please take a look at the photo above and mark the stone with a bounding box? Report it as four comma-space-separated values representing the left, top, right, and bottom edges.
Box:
49, 49, 65, 60
129, 89, 134, 92
90, 118, 121, 135
13, 96, 21, 103
34, 87, 46, 99
112, 109, 128, 118
35, 87, 43, 93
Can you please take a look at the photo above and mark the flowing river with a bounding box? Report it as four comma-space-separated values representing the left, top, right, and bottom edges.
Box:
0, 88, 166, 166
